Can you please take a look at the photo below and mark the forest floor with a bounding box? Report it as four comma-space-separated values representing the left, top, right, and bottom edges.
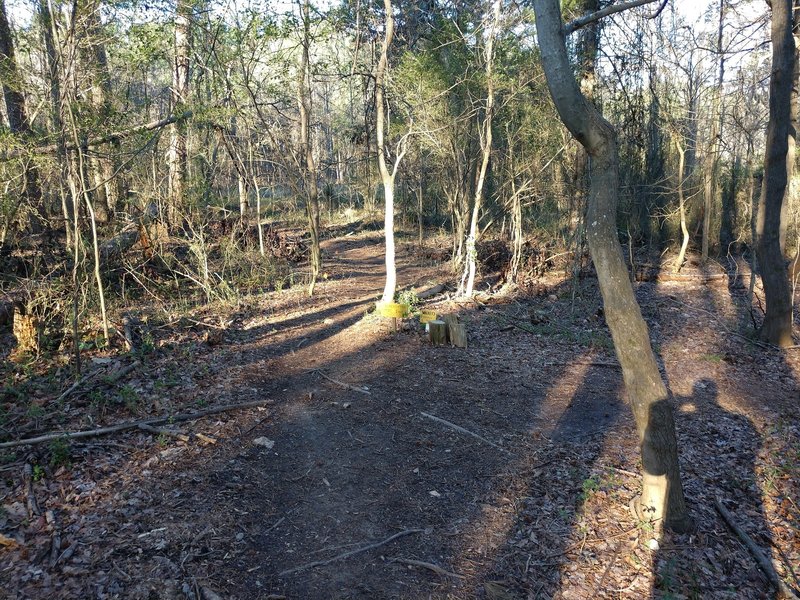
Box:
1, 228, 799, 600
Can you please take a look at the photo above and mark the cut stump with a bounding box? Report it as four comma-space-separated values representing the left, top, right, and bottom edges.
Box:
428, 320, 447, 346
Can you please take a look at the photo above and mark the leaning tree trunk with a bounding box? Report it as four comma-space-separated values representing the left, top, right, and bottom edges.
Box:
757, 0, 795, 347
532, 0, 692, 531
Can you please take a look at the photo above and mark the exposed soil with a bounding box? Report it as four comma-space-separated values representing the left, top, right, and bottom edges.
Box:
1, 230, 799, 599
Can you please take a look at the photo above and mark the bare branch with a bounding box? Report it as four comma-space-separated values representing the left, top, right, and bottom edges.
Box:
1, 111, 193, 160
564, 0, 661, 35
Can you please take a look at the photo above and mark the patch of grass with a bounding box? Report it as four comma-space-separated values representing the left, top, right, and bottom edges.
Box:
700, 353, 724, 363
579, 475, 601, 502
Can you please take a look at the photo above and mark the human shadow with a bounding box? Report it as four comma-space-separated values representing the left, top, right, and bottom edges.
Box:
651, 379, 783, 598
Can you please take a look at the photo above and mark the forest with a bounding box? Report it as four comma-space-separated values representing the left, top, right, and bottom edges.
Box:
0, 0, 799, 597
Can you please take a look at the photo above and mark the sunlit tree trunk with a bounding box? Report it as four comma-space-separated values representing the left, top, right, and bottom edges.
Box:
673, 138, 690, 273
458, 0, 501, 297
376, 0, 398, 303
757, 0, 795, 347
533, 0, 692, 531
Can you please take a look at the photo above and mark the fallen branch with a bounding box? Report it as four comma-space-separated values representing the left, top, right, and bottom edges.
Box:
415, 283, 447, 300
389, 557, 464, 579
0, 399, 271, 449
138, 423, 190, 443
279, 529, 423, 576
715, 498, 800, 600
420, 411, 511, 455
316, 370, 371, 395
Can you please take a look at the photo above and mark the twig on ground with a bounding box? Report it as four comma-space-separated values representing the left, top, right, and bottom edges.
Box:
388, 557, 464, 579
279, 529, 424, 576
0, 399, 271, 449
316, 370, 371, 395
420, 411, 511, 455
715, 498, 800, 600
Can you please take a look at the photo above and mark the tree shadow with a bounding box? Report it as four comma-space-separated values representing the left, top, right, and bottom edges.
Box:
651, 379, 778, 598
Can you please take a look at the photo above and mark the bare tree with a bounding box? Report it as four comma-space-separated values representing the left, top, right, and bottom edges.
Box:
376, 0, 409, 304
458, 0, 501, 298
532, 0, 692, 531
298, 0, 322, 295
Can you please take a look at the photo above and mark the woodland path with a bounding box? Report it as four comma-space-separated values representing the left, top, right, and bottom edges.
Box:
1, 231, 799, 599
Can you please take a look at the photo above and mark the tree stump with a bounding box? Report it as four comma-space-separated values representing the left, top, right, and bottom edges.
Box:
12, 304, 40, 356
442, 314, 467, 347
428, 320, 447, 346
449, 323, 468, 348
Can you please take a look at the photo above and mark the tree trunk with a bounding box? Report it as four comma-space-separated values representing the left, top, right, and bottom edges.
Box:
757, 0, 795, 347
720, 155, 739, 253
459, 0, 501, 298
0, 0, 44, 233
532, 0, 692, 531
298, 0, 322, 295
376, 0, 397, 304
673, 139, 690, 273
80, 0, 121, 223
38, 0, 72, 247
701, 0, 726, 262
167, 0, 191, 229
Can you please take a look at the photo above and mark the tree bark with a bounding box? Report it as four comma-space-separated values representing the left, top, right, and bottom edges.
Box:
757, 0, 795, 347
532, 0, 692, 531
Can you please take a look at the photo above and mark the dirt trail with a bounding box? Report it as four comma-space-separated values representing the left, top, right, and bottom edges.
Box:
2, 232, 798, 600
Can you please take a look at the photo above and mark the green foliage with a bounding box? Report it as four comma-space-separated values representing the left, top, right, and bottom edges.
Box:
118, 385, 140, 413
49, 437, 71, 469
395, 289, 420, 314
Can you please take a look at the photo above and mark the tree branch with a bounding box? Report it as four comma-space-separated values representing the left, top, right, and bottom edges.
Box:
564, 0, 661, 35
2, 111, 194, 160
